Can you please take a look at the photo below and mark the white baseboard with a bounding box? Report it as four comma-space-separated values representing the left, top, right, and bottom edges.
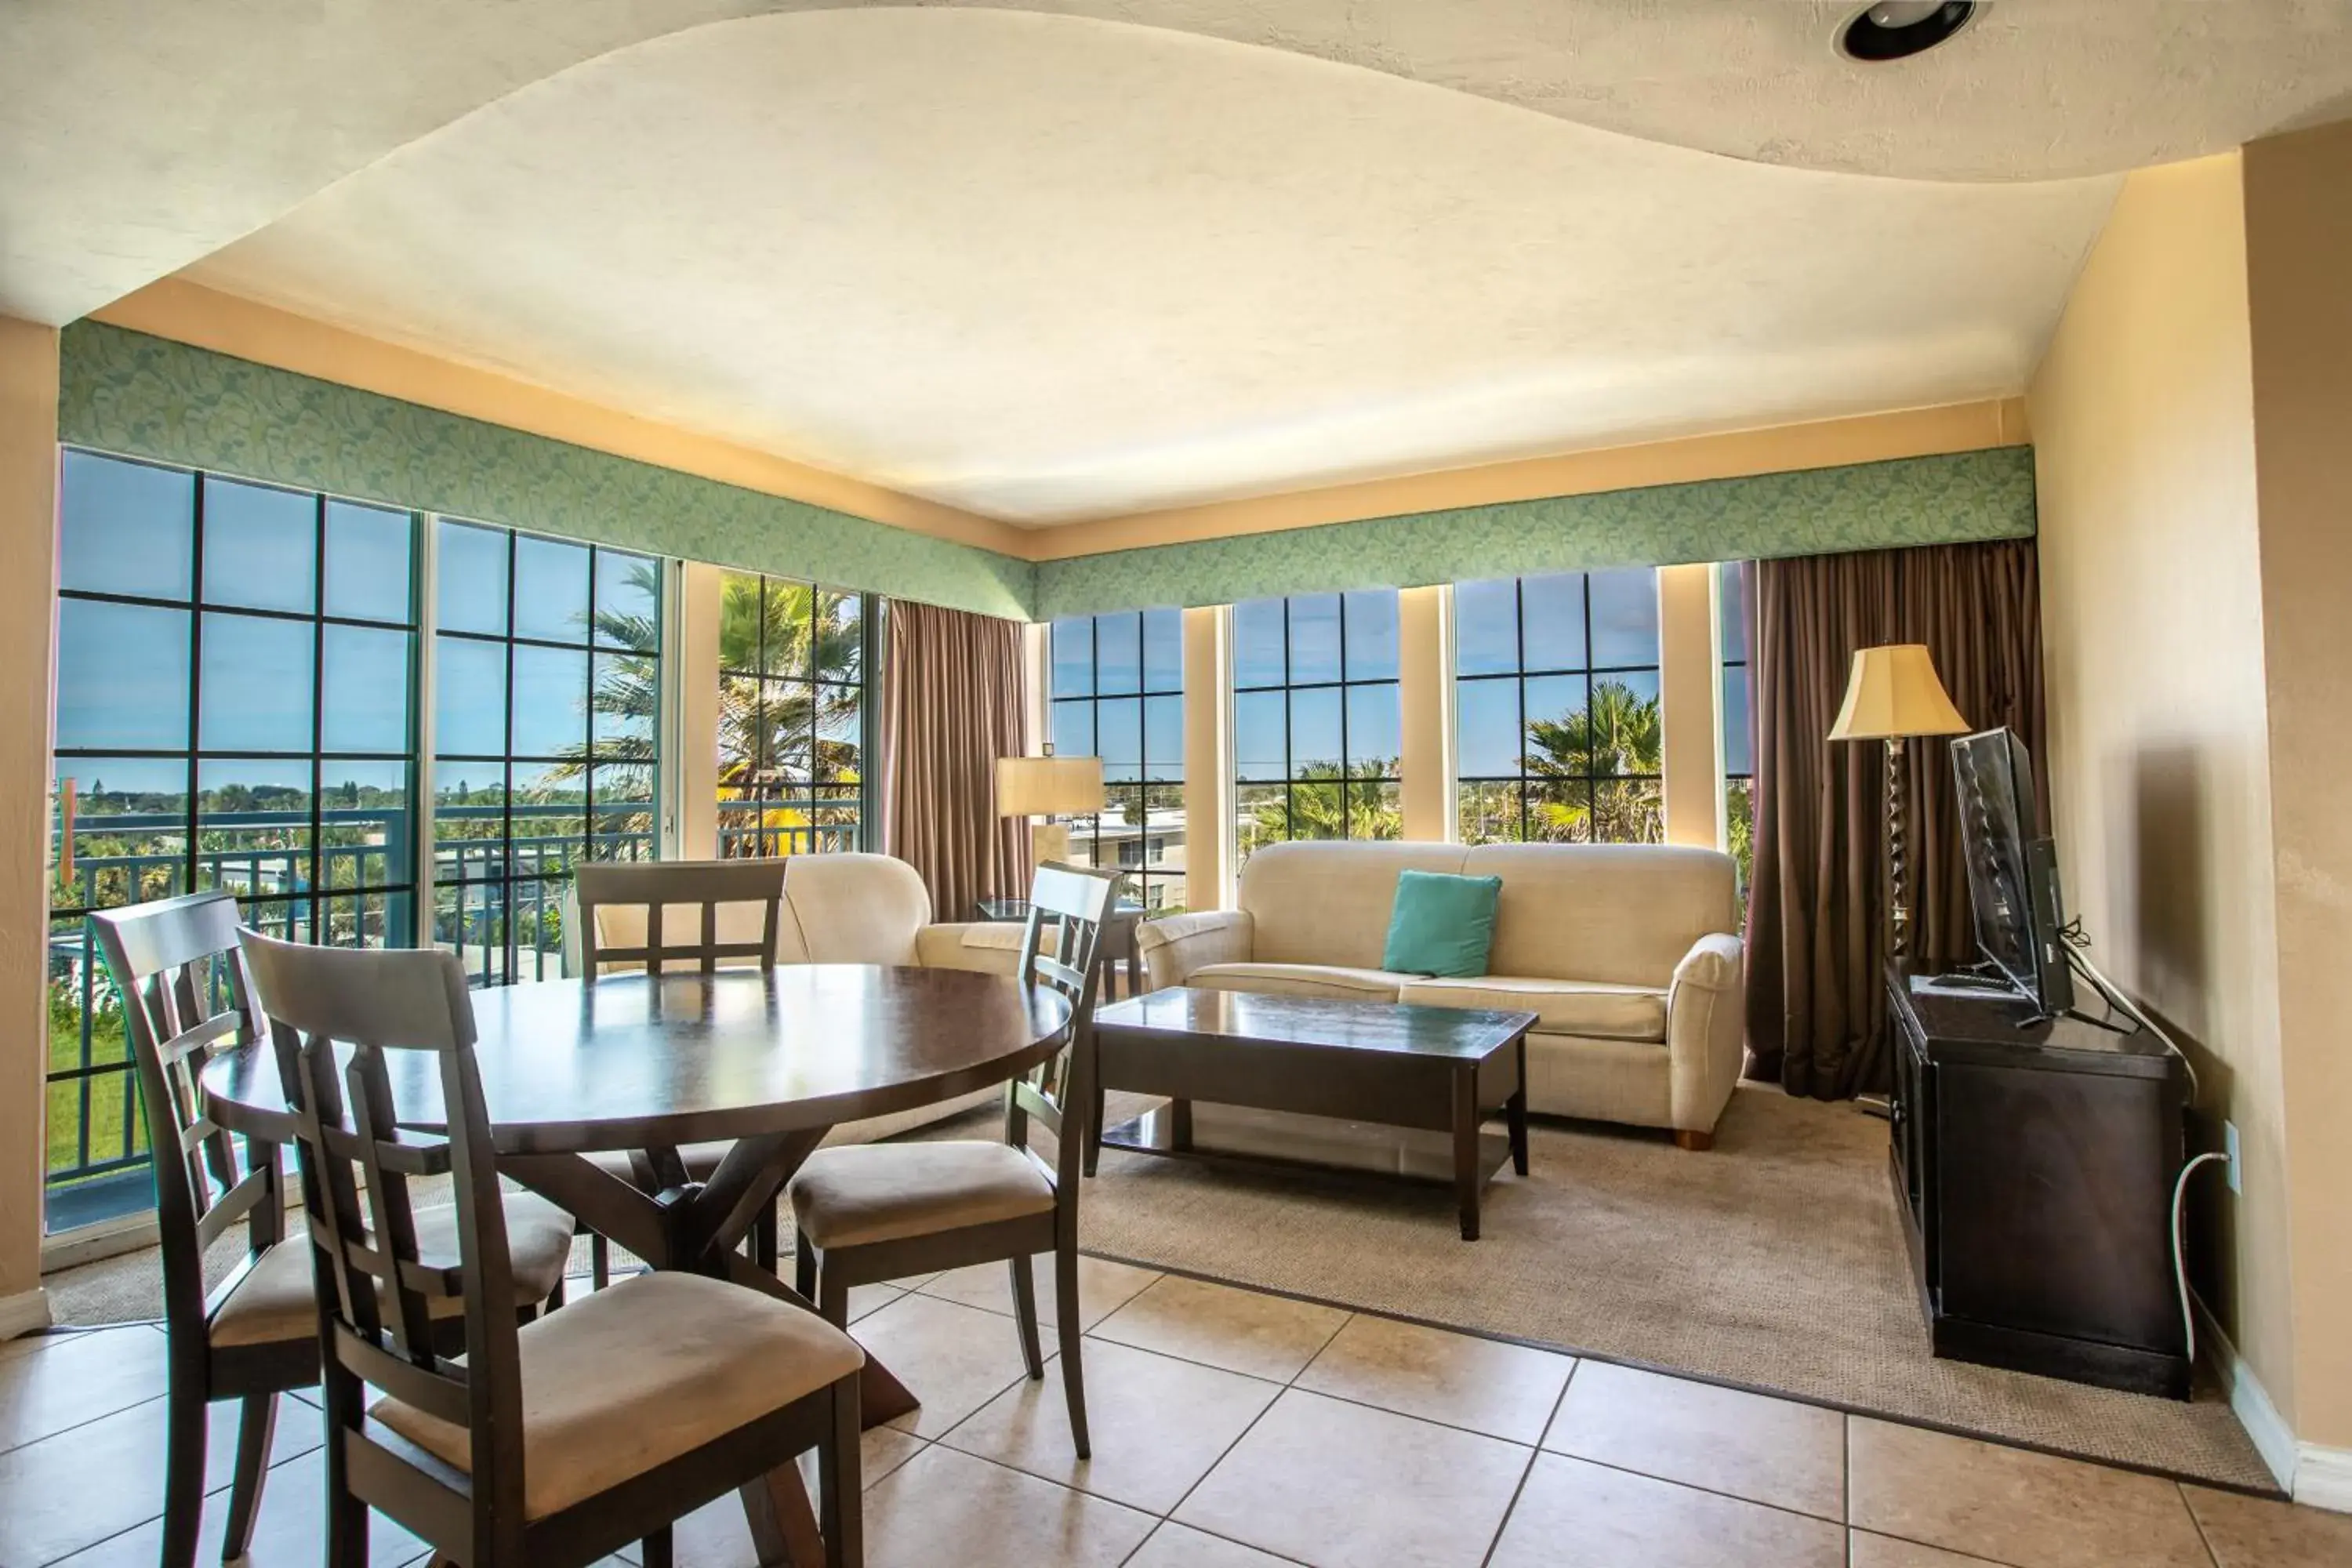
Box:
2297, 1443, 2352, 1513
2194, 1291, 2352, 1512
0, 1286, 53, 1341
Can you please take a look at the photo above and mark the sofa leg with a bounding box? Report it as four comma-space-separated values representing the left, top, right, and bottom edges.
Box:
1672, 1129, 1715, 1152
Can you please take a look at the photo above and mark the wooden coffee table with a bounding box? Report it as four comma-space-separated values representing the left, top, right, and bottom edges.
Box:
1086, 987, 1537, 1240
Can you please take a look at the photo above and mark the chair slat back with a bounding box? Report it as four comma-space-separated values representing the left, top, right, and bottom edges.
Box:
90, 891, 281, 1329
238, 932, 524, 1483
575, 859, 787, 977
1007, 864, 1119, 1191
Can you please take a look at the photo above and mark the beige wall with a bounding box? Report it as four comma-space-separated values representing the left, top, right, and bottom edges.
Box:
2028, 155, 2296, 1421
1657, 564, 1719, 848
677, 562, 724, 859
2244, 119, 2352, 1452
1397, 586, 1451, 841
0, 316, 60, 1326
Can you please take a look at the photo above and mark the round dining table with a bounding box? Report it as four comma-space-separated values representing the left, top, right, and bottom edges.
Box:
200, 962, 1071, 1568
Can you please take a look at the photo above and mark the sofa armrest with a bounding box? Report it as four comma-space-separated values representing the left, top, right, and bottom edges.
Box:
913, 920, 1028, 975
1665, 933, 1746, 1138
1138, 910, 1254, 990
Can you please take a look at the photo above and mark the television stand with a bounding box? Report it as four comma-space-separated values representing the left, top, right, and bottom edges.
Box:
1886, 960, 2190, 1398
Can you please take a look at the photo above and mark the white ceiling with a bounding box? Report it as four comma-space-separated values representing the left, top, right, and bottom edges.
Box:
187, 8, 2118, 524
6, 2, 2348, 524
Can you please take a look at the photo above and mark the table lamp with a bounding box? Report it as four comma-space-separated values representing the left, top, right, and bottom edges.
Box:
995, 748, 1105, 868
1828, 644, 1969, 959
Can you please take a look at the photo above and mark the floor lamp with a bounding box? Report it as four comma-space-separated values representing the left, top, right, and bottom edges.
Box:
1828, 644, 1969, 960
995, 748, 1105, 873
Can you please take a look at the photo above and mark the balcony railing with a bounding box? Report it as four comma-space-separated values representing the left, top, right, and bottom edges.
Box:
44, 803, 653, 1225
714, 798, 861, 860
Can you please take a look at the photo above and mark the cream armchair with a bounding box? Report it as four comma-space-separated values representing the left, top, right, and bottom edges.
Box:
1137, 841, 1747, 1147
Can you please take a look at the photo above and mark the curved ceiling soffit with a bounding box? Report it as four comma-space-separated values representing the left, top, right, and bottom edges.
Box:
183, 9, 2123, 524
6, 0, 2348, 325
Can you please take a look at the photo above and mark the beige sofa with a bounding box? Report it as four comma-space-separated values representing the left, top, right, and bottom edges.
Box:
1137, 840, 1746, 1145
572, 851, 1027, 1142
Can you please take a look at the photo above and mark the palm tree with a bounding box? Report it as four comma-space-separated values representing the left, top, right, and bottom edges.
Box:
1244, 759, 1400, 853
1525, 678, 1664, 843
543, 560, 662, 787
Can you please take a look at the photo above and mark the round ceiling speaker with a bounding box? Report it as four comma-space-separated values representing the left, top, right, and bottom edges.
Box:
1839, 1, 1978, 62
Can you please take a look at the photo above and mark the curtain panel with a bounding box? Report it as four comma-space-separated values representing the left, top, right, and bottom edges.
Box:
879, 600, 1033, 920
1745, 538, 2046, 1099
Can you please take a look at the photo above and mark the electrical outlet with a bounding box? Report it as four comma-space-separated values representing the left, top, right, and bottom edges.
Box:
2224, 1120, 2243, 1194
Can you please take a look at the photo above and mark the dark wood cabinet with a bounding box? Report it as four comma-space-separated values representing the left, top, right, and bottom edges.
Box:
1885, 961, 2191, 1398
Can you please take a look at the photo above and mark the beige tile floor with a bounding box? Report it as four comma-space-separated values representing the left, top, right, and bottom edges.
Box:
5, 1263, 2350, 1568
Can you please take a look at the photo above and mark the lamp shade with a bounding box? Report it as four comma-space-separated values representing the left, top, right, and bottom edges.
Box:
1828, 644, 1969, 742
995, 753, 1105, 817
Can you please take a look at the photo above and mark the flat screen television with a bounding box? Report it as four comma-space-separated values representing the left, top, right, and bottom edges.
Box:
1949, 727, 2074, 1016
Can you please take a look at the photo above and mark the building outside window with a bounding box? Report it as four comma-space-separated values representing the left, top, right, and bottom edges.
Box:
1050, 609, 1186, 913
46, 450, 420, 1227
430, 520, 662, 988
1232, 591, 1402, 860
1719, 561, 1755, 897
714, 571, 870, 858
1454, 569, 1663, 844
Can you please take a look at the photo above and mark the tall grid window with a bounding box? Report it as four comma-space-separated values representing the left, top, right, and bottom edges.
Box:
1719, 561, 1755, 896
47, 450, 419, 1227
1050, 609, 1186, 913
431, 520, 661, 987
1232, 591, 1402, 861
1454, 569, 1662, 844
716, 571, 869, 857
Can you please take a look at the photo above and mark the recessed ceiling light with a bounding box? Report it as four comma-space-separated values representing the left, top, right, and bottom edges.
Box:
1839, 1, 1977, 63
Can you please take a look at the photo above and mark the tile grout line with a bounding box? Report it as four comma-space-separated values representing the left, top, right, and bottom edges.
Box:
2176, 1479, 2226, 1568
2, 1385, 175, 1461
1477, 1360, 1577, 1568
30, 1412, 330, 1568
1141, 1304, 1358, 1548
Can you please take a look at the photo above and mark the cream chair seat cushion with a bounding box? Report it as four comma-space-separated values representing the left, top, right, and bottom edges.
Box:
790, 1141, 1053, 1250
1187, 962, 1414, 1003
371, 1271, 863, 1520
1396, 976, 1668, 1042
211, 1192, 576, 1348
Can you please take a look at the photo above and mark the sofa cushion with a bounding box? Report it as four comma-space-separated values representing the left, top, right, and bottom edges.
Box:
1461, 842, 1737, 987
1398, 975, 1668, 1042
1240, 841, 1469, 970
1189, 962, 1413, 1003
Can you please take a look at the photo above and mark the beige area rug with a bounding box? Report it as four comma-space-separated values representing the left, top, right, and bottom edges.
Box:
42, 1083, 2272, 1491
1070, 1083, 2276, 1492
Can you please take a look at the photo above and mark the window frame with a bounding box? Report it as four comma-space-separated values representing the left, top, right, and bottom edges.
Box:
47, 448, 423, 1226
712, 571, 877, 860
427, 517, 665, 989
1047, 608, 1187, 913
1231, 590, 1403, 858
1718, 560, 1756, 892
1452, 569, 1664, 846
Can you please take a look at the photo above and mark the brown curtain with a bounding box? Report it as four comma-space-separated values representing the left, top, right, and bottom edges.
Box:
1744, 538, 2046, 1098
879, 600, 1033, 920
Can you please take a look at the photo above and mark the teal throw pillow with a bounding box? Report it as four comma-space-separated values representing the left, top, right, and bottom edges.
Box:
1381, 869, 1504, 978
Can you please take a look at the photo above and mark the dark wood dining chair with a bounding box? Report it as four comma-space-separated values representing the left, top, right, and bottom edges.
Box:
789, 862, 1116, 1457
574, 858, 789, 977
89, 891, 577, 1568
573, 859, 792, 1285
237, 931, 867, 1568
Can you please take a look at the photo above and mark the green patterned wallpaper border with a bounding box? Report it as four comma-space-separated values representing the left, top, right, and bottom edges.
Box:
57, 321, 1036, 619
59, 321, 2034, 624
1033, 445, 2036, 620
